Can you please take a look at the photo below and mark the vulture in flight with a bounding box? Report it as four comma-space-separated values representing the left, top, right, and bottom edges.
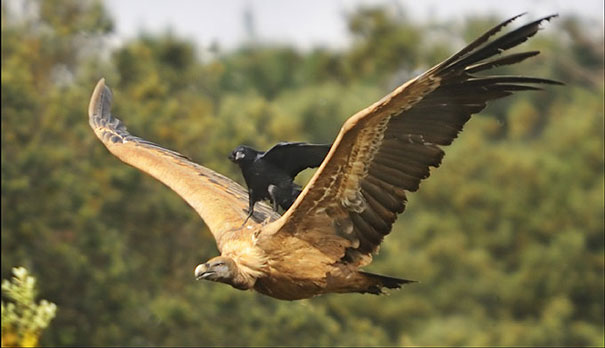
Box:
229, 142, 332, 219
88, 14, 561, 300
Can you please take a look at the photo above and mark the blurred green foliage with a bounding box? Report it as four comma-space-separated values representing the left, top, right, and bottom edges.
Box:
1, 267, 57, 347
1, 0, 603, 346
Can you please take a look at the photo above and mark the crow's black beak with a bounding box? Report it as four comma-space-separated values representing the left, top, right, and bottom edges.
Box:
228, 153, 235, 162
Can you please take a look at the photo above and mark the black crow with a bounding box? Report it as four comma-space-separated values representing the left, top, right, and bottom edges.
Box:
229, 142, 331, 221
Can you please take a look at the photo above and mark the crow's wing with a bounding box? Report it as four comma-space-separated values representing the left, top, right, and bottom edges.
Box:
261, 14, 561, 266
88, 79, 280, 249
261, 142, 332, 178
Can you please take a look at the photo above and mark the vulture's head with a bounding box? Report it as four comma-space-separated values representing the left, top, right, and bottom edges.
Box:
195, 256, 247, 289
228, 145, 256, 165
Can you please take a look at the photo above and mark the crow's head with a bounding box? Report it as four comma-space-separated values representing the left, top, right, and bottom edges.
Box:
229, 145, 257, 164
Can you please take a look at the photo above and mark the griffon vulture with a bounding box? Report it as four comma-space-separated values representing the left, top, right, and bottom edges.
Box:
88, 14, 561, 300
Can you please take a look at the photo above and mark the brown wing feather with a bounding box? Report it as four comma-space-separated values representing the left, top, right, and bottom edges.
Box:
266, 14, 561, 266
88, 79, 279, 249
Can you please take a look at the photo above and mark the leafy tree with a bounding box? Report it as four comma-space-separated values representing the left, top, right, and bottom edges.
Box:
1, 267, 57, 347
1, 1, 603, 346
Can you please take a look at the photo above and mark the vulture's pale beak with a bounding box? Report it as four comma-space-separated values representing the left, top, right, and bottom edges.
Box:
194, 263, 213, 280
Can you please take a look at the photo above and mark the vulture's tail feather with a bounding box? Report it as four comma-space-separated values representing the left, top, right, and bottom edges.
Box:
359, 271, 416, 295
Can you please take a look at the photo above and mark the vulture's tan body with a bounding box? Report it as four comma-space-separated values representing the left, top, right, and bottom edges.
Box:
88, 15, 560, 300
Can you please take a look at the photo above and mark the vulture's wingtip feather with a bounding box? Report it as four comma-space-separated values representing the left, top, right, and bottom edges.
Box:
536, 14, 559, 27
88, 78, 106, 117
88, 78, 115, 132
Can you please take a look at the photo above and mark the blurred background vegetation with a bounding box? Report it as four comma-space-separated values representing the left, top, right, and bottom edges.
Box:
1, 0, 603, 346
2, 267, 57, 347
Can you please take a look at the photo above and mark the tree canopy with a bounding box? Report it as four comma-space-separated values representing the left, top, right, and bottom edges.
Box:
1, 1, 603, 346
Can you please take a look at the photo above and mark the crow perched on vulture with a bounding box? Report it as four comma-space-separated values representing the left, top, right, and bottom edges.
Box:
229, 143, 331, 220
88, 14, 561, 300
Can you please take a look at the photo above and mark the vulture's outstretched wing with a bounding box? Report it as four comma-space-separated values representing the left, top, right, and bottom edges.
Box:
267, 14, 562, 265
88, 79, 280, 248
